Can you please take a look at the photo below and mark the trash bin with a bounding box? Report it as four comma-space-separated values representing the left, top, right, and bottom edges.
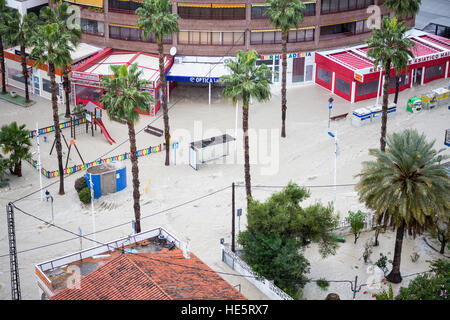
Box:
352, 107, 372, 127
368, 105, 382, 122
421, 91, 438, 110
407, 96, 422, 113
432, 87, 450, 107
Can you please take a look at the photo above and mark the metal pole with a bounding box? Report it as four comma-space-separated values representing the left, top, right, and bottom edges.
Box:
89, 173, 96, 243
376, 66, 382, 106
328, 97, 333, 129
209, 82, 211, 105
232, 182, 235, 252
353, 276, 358, 300
50, 196, 54, 223
334, 131, 337, 214
36, 123, 43, 201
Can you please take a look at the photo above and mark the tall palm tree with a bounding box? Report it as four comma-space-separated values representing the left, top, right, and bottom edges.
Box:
40, 3, 82, 118
265, 0, 305, 138
0, 122, 32, 177
384, 0, 422, 104
0, 0, 15, 94
136, 0, 179, 166
366, 17, 414, 152
4, 11, 38, 103
355, 129, 450, 283
30, 23, 75, 195
219, 50, 272, 208
100, 63, 154, 234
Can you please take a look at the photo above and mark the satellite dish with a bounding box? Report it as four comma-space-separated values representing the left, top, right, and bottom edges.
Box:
170, 47, 177, 56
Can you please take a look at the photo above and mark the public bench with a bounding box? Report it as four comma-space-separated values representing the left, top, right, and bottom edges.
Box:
330, 112, 348, 121
144, 125, 163, 137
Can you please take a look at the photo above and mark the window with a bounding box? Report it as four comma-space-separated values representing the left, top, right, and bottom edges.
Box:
109, 25, 171, 43
81, 19, 104, 36
287, 28, 315, 43
357, 79, 379, 96
304, 3, 316, 16
178, 4, 245, 20
425, 64, 444, 80
109, 0, 142, 13
75, 85, 100, 102
8, 67, 30, 85
388, 73, 409, 88
320, 20, 369, 39
321, 0, 373, 14
335, 77, 350, 95
43, 79, 60, 95
317, 67, 331, 84
251, 5, 270, 19
178, 31, 244, 45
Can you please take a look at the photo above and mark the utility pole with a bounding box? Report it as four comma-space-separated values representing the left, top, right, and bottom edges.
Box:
231, 182, 235, 252
328, 97, 334, 129
328, 131, 338, 214
6, 203, 21, 300
36, 123, 43, 201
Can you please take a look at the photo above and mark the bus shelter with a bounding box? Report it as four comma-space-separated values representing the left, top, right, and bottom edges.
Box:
189, 134, 236, 170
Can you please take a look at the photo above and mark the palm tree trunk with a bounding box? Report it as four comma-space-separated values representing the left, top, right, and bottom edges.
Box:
243, 96, 252, 208
158, 40, 170, 166
63, 66, 71, 118
386, 222, 405, 283
0, 35, 7, 94
281, 32, 288, 138
14, 161, 22, 177
49, 63, 65, 195
380, 64, 391, 152
20, 45, 30, 103
438, 232, 446, 254
127, 119, 141, 233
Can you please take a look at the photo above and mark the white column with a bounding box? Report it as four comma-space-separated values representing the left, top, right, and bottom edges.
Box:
331, 72, 335, 94
410, 69, 414, 88
421, 67, 425, 85
351, 81, 356, 104
167, 81, 170, 103
234, 100, 239, 154
208, 82, 211, 105
445, 61, 449, 79
376, 69, 382, 106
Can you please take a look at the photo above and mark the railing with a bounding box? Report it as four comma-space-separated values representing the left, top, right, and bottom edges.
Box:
221, 245, 293, 300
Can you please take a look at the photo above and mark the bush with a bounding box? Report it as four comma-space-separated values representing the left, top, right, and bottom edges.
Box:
74, 177, 87, 192
78, 187, 91, 204
316, 278, 330, 291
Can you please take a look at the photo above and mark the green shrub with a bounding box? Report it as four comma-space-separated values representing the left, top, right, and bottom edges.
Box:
316, 278, 330, 291
78, 187, 91, 204
74, 177, 87, 192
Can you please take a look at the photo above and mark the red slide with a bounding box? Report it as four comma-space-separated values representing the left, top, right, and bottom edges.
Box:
94, 118, 116, 145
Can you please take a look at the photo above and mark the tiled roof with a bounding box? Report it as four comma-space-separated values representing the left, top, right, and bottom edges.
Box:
51, 249, 246, 300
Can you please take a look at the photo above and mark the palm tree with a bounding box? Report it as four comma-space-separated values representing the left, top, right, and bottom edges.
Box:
40, 3, 82, 118
219, 50, 272, 208
4, 11, 38, 103
136, 0, 179, 166
30, 23, 75, 195
100, 63, 154, 234
355, 129, 450, 283
0, 0, 15, 94
384, 0, 422, 104
365, 17, 414, 152
0, 122, 32, 177
265, 0, 305, 138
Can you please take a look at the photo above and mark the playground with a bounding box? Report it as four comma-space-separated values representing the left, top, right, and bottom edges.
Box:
0, 75, 449, 300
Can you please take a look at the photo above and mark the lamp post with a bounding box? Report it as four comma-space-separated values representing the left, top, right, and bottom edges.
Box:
328, 97, 334, 129
328, 131, 338, 214
89, 173, 96, 243
36, 123, 43, 201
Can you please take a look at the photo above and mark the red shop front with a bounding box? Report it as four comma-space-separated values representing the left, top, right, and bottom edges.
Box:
315, 33, 450, 103
70, 48, 174, 116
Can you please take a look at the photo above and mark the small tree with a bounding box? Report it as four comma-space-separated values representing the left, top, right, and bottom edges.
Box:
363, 238, 374, 263
0, 153, 10, 182
346, 210, 366, 244
0, 122, 32, 177
429, 213, 450, 255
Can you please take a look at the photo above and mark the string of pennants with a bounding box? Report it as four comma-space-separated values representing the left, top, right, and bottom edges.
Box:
25, 144, 162, 178
28, 118, 87, 138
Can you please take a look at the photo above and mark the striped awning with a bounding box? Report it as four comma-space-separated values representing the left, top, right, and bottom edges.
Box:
320, 18, 366, 27
67, 0, 103, 8
109, 23, 139, 29
178, 2, 211, 7
211, 4, 245, 8
251, 26, 315, 32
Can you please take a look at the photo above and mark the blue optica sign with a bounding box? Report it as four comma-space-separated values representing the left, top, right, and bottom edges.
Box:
172, 142, 179, 149
166, 75, 219, 83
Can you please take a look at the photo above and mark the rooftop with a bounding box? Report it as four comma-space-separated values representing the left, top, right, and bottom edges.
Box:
35, 227, 246, 300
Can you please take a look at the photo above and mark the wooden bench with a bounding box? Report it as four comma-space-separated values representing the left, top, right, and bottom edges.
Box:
330, 112, 348, 121
144, 125, 163, 137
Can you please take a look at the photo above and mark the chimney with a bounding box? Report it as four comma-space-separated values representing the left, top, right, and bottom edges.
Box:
182, 238, 191, 259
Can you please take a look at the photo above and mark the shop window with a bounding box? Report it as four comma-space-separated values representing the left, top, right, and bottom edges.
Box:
388, 73, 409, 88
43, 79, 60, 95
357, 79, 379, 97
335, 77, 350, 95
425, 64, 444, 80
317, 67, 332, 84
76, 85, 100, 102
8, 67, 30, 85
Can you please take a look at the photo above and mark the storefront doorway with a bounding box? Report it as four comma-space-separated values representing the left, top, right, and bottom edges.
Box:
412, 68, 423, 86
292, 57, 305, 83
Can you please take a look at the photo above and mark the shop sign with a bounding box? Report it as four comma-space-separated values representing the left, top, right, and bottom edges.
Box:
259, 52, 312, 60
411, 51, 450, 65
71, 71, 100, 82
354, 72, 364, 83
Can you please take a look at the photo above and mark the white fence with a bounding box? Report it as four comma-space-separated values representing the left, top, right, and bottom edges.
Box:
334, 211, 376, 236
221, 245, 293, 300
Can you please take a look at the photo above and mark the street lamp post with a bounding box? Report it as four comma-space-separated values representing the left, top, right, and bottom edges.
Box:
89, 173, 96, 243
328, 97, 334, 129
328, 131, 338, 214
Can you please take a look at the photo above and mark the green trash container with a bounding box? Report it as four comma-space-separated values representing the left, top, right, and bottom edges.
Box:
336, 237, 346, 243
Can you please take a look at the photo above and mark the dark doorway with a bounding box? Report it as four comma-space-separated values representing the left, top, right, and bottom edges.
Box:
292, 57, 305, 83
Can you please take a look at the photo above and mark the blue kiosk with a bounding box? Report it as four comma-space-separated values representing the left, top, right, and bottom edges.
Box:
85, 162, 127, 199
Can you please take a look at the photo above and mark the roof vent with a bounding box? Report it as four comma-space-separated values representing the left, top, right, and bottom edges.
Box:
158, 235, 166, 245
